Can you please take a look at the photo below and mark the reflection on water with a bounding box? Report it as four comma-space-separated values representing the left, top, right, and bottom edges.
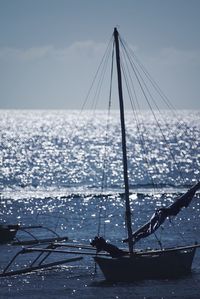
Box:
1, 110, 199, 191
0, 110, 200, 298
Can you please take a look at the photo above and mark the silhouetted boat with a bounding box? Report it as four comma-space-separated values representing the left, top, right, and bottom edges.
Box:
0, 224, 19, 244
2, 27, 199, 280
91, 28, 200, 282
0, 224, 68, 245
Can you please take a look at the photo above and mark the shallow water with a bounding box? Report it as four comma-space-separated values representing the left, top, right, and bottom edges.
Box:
0, 110, 200, 298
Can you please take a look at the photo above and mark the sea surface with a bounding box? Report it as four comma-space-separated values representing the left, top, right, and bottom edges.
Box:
0, 109, 200, 298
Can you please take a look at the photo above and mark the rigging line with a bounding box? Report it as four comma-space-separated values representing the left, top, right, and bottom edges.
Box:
91, 37, 114, 113
120, 37, 199, 162
120, 58, 158, 191
120, 39, 179, 134
119, 39, 195, 182
97, 41, 115, 237
67, 36, 114, 141
61, 36, 114, 161
108, 41, 115, 110
153, 232, 163, 250
80, 36, 113, 113
120, 37, 178, 116
119, 38, 185, 142
124, 53, 185, 182
123, 42, 200, 180
68, 38, 114, 186
120, 44, 162, 188
120, 47, 161, 190
120, 40, 185, 184
99, 44, 114, 193
99, 62, 113, 205
120, 38, 185, 135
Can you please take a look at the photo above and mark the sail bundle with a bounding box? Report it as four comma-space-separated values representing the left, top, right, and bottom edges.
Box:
123, 182, 200, 244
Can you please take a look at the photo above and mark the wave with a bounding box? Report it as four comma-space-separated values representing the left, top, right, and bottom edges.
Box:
1, 183, 199, 202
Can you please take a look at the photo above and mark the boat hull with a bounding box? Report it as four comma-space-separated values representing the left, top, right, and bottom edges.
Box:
94, 247, 196, 281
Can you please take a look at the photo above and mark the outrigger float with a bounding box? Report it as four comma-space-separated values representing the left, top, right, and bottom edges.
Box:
0, 224, 72, 276
0, 241, 108, 277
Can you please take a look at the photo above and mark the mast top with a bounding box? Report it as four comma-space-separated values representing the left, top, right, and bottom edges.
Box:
114, 27, 118, 35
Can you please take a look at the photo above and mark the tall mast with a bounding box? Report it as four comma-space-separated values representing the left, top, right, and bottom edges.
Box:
113, 27, 133, 254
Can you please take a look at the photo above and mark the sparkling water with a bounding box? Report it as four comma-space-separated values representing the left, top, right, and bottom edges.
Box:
0, 109, 200, 298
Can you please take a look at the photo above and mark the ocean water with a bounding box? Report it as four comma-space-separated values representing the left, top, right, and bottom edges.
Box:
0, 109, 200, 298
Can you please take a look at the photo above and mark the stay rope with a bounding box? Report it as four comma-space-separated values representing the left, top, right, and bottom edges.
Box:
119, 35, 185, 185
97, 40, 114, 237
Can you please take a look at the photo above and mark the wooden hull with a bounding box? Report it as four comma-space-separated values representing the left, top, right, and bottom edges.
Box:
94, 246, 196, 281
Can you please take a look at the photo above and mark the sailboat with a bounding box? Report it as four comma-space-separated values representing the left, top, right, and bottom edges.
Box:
91, 28, 200, 281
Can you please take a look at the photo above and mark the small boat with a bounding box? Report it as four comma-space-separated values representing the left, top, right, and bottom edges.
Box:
0, 224, 68, 245
90, 28, 200, 281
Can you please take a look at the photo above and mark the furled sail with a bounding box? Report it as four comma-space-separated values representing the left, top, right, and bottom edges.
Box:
123, 181, 200, 244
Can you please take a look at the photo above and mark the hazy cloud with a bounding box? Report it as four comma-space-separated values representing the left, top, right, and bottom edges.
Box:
0, 41, 199, 109
1, 41, 199, 68
0, 46, 53, 61
156, 47, 200, 67
0, 41, 107, 63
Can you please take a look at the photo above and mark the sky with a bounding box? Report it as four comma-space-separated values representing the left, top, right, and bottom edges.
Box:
0, 0, 200, 109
